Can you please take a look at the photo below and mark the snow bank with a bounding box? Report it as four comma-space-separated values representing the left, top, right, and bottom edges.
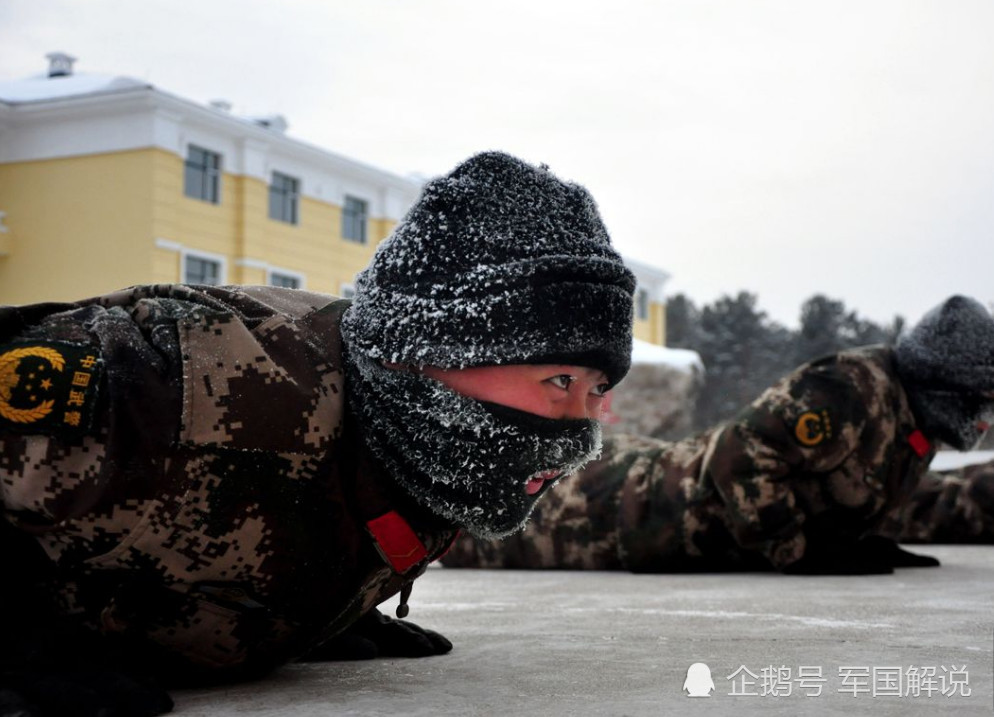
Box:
631, 338, 702, 373
930, 450, 994, 472
608, 341, 703, 440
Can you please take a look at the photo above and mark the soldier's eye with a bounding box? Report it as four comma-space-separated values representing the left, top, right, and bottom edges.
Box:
590, 383, 609, 397
547, 375, 576, 391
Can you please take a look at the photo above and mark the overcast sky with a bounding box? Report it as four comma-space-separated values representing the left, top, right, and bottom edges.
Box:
2, 0, 992, 328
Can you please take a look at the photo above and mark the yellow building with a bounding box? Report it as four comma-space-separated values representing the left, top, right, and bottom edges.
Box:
0, 53, 670, 346
627, 258, 669, 346
0, 53, 420, 304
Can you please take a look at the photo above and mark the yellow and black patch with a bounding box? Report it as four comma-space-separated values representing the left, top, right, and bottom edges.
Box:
793, 409, 832, 447
0, 342, 102, 436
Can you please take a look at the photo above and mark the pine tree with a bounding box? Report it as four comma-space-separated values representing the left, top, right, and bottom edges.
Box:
664, 292, 904, 433
692, 292, 792, 428
664, 294, 700, 349
793, 294, 904, 365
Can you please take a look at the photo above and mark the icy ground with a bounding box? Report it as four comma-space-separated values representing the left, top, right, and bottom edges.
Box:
175, 545, 993, 716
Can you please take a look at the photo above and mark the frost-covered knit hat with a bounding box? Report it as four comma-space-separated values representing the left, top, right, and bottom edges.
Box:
341, 151, 636, 387
895, 295, 994, 394
895, 295, 994, 450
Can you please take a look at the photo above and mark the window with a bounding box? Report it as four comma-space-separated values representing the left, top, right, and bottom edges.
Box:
184, 255, 222, 285
269, 272, 301, 289
635, 288, 650, 321
342, 196, 368, 244
184, 145, 221, 203
269, 172, 299, 224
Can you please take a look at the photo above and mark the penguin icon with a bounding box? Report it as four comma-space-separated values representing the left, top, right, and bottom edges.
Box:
683, 662, 715, 697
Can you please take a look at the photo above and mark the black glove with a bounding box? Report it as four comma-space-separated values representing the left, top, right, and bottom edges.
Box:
782, 538, 895, 575
857, 535, 941, 568
302, 608, 453, 661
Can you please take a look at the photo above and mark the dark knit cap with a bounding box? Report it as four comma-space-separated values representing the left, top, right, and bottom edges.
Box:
895, 295, 994, 393
341, 151, 636, 386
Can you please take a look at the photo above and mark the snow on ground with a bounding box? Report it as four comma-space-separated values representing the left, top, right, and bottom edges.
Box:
931, 450, 994, 472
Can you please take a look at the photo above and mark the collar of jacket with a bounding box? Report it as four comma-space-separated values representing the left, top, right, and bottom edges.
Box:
882, 347, 935, 461
345, 434, 459, 576
366, 510, 428, 573
357, 469, 460, 620
906, 429, 931, 458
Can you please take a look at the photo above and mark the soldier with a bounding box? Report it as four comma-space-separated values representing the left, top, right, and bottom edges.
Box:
886, 457, 994, 544
442, 295, 994, 575
0, 151, 635, 716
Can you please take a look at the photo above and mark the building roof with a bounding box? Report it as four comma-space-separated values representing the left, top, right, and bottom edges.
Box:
0, 55, 674, 286
0, 72, 151, 104
0, 56, 423, 215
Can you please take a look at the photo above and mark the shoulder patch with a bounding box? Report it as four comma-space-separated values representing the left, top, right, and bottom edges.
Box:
794, 409, 832, 447
0, 342, 102, 436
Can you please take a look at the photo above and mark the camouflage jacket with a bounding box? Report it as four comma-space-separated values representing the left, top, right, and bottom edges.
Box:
444, 346, 936, 572
884, 458, 994, 544
621, 345, 935, 570
0, 285, 457, 678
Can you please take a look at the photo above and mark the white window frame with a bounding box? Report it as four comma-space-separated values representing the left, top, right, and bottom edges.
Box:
268, 171, 300, 224
181, 248, 228, 286
266, 267, 306, 290
183, 144, 222, 204
342, 195, 369, 244
635, 288, 650, 321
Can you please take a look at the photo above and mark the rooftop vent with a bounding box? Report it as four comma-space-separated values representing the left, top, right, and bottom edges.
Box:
253, 114, 288, 133
46, 52, 77, 78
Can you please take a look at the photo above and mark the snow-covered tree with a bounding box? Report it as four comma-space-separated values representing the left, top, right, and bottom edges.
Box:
667, 292, 904, 433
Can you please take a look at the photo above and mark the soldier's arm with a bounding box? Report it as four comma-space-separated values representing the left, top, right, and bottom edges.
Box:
890, 459, 994, 543
0, 294, 187, 716
1, 293, 185, 526
0, 515, 175, 716
705, 360, 872, 571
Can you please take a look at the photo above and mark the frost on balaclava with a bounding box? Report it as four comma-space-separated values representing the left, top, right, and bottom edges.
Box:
340, 150, 634, 537
346, 351, 602, 538
894, 295, 994, 451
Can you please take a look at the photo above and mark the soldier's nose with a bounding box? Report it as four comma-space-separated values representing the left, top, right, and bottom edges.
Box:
562, 393, 602, 421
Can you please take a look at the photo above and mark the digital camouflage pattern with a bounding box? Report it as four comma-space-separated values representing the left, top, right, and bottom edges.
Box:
884, 458, 994, 544
0, 285, 457, 679
443, 346, 946, 572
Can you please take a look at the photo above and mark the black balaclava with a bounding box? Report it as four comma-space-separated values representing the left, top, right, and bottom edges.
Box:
346, 352, 603, 538
341, 151, 635, 537
894, 295, 994, 451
